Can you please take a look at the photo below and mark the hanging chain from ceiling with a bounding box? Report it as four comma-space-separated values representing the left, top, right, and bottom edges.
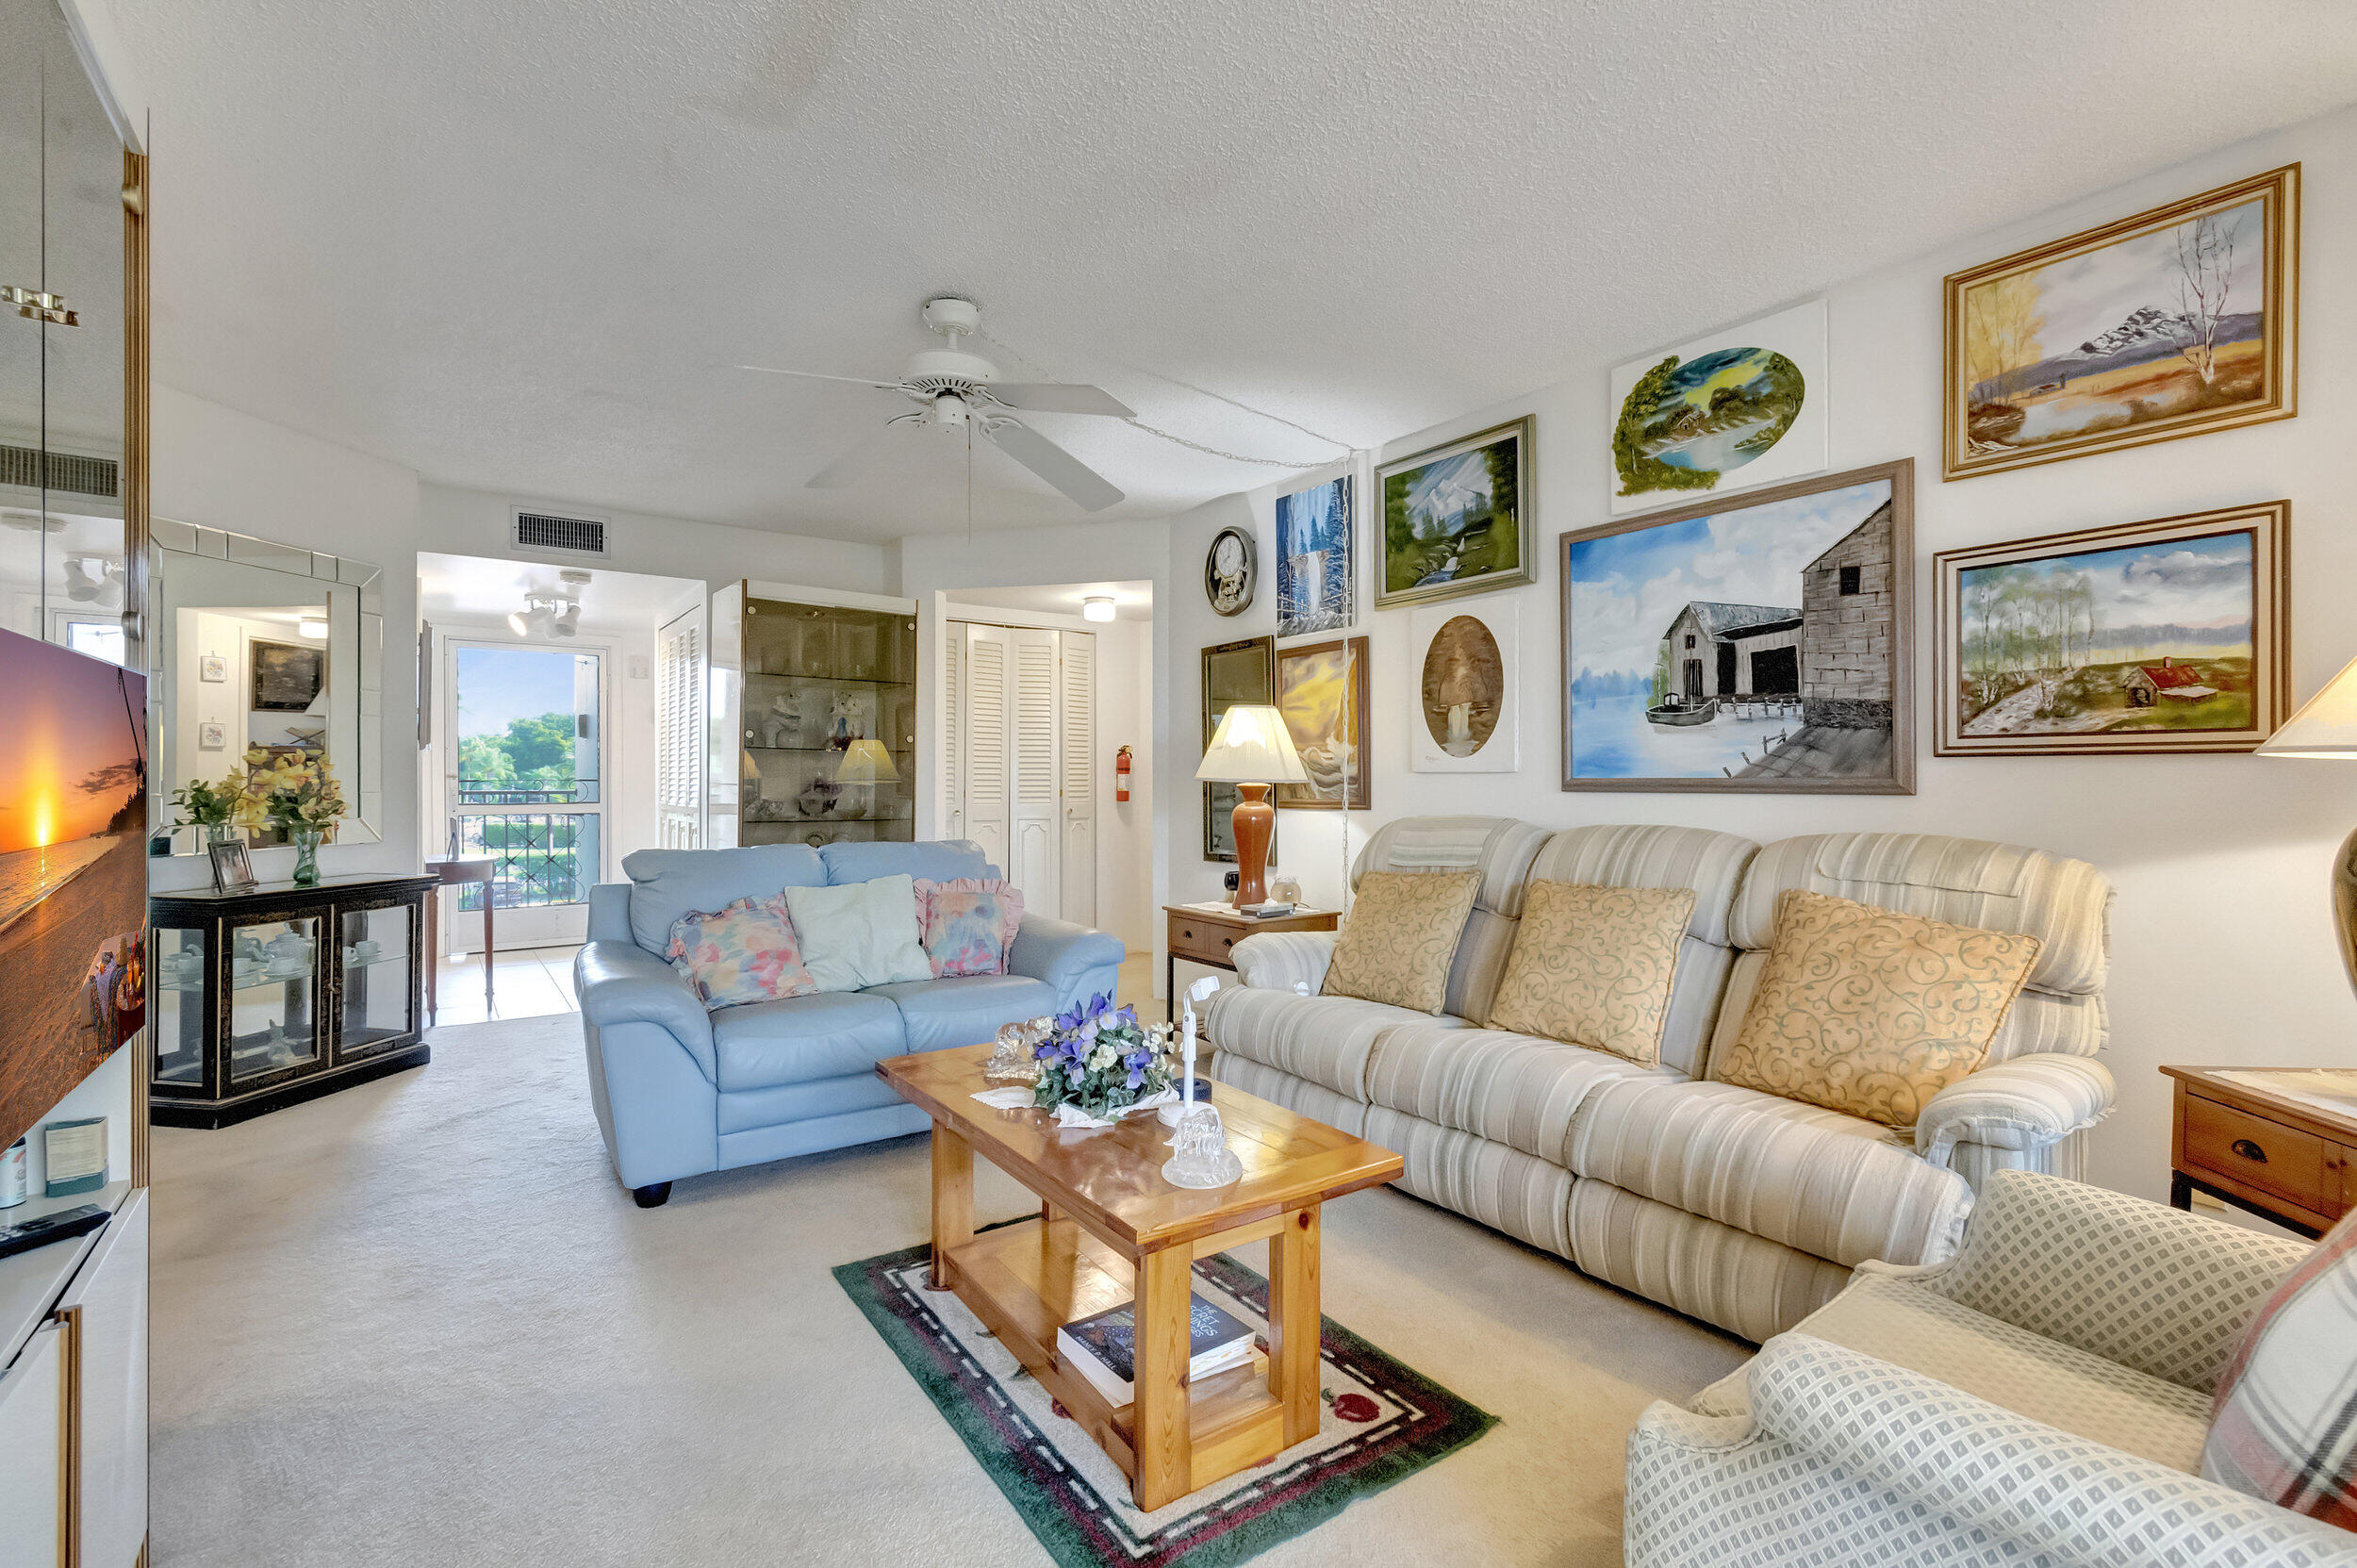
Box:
976, 330, 1352, 470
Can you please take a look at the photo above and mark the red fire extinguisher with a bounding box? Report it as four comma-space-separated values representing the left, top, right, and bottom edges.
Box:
1113, 745, 1132, 802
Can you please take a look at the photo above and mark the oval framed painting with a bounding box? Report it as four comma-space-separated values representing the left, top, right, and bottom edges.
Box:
1409, 600, 1519, 772
1607, 300, 1827, 515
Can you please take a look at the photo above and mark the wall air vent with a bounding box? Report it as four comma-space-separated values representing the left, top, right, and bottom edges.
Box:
0, 443, 118, 498
511, 508, 609, 557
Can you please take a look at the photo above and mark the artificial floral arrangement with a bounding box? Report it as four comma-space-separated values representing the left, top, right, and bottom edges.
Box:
1026, 994, 1179, 1120
236, 747, 348, 835
169, 775, 243, 838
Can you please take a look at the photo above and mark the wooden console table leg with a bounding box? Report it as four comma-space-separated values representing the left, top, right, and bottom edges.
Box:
1269, 1204, 1323, 1447
929, 1121, 973, 1291
1131, 1243, 1195, 1511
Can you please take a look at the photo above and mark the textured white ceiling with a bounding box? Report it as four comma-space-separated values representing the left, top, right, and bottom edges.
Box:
116, 0, 2357, 542
948, 578, 1154, 622
417, 552, 700, 631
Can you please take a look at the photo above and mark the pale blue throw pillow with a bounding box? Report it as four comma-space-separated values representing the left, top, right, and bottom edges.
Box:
783, 874, 935, 993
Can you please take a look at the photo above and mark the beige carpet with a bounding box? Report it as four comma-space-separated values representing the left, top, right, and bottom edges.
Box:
151, 1014, 1749, 1567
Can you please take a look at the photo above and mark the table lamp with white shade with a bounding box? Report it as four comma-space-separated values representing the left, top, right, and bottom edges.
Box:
1196, 703, 1308, 908
2257, 652, 2357, 998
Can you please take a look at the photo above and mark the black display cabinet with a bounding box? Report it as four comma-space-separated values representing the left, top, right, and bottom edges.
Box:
149, 872, 437, 1128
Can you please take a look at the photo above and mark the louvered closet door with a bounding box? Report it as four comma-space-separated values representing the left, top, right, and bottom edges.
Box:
962, 624, 1011, 878
944, 623, 966, 842
656, 603, 706, 849
1058, 630, 1096, 926
1010, 626, 1060, 918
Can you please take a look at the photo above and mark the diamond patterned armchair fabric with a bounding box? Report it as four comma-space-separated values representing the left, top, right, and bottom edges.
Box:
1626, 1172, 2356, 1567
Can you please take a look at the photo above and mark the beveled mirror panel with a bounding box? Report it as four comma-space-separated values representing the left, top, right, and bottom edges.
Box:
150, 518, 385, 852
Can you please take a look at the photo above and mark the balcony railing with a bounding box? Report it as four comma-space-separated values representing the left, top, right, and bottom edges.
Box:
452, 811, 600, 911
455, 778, 593, 807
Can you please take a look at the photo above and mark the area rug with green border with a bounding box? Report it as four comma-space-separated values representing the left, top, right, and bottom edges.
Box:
834, 1234, 1497, 1568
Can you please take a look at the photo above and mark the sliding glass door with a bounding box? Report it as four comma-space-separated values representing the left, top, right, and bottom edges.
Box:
442, 639, 604, 949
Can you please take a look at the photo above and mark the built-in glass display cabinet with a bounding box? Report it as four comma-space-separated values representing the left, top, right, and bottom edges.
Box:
707, 582, 920, 850
149, 872, 437, 1128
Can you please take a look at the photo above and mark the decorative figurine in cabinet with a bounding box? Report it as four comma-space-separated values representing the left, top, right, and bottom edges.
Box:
149, 872, 437, 1128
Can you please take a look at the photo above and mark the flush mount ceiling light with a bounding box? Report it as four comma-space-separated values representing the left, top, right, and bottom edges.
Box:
298, 615, 330, 639
1081, 596, 1115, 622
508, 569, 592, 638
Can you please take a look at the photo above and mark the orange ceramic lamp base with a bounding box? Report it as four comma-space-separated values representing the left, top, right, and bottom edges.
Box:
1228, 783, 1275, 908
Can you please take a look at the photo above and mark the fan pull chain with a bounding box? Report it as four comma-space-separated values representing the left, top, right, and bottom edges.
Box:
977, 330, 1351, 470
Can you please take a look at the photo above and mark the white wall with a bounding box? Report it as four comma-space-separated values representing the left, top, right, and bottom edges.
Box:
1162, 105, 2357, 1207
152, 387, 893, 890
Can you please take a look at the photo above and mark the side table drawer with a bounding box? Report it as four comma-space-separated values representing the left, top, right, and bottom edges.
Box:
1169, 920, 1240, 966
2184, 1095, 2330, 1211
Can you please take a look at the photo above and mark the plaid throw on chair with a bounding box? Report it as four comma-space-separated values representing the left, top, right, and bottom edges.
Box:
2201, 1204, 2357, 1529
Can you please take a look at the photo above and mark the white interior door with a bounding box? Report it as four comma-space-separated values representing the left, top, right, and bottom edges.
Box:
0, 1322, 63, 1568
1010, 626, 1060, 917
656, 602, 706, 850
1059, 630, 1096, 926
443, 636, 608, 950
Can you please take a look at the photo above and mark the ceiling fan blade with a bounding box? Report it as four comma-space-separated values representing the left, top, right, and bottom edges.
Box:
737, 364, 906, 392
982, 420, 1125, 512
987, 383, 1136, 419
806, 421, 920, 488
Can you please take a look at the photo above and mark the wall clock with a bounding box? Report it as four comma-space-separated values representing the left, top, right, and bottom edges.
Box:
1205, 525, 1256, 617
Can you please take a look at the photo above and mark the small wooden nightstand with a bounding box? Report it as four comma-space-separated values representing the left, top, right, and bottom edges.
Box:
2163, 1065, 2357, 1239
1163, 902, 1341, 1021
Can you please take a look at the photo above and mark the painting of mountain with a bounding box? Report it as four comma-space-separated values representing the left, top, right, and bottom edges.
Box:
1934, 503, 2289, 756
1607, 300, 1827, 515
1944, 167, 2298, 480
1376, 417, 1533, 608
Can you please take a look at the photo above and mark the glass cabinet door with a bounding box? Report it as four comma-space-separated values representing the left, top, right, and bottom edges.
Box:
151, 926, 208, 1087
224, 915, 322, 1084
338, 903, 413, 1055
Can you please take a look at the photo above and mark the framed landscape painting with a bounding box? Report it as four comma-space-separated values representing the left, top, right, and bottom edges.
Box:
1275, 474, 1354, 636
1375, 418, 1533, 609
1609, 299, 1827, 515
1274, 635, 1368, 809
1410, 599, 1519, 773
1933, 501, 2287, 756
1943, 165, 2299, 481
1559, 458, 1915, 794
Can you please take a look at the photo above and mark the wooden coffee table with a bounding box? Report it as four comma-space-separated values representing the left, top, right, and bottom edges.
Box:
877, 1042, 1404, 1510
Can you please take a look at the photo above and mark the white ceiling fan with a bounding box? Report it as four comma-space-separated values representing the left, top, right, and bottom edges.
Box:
739, 296, 1134, 512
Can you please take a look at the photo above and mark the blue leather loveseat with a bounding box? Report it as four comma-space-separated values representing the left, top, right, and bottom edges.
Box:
573, 838, 1124, 1206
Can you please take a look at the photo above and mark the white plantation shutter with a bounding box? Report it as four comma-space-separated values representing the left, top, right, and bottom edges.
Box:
1011, 628, 1059, 913
944, 623, 965, 840
964, 625, 1011, 875
656, 606, 705, 849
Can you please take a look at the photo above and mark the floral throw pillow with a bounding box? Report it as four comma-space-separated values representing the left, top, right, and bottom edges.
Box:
913, 876, 1025, 978
665, 894, 817, 1008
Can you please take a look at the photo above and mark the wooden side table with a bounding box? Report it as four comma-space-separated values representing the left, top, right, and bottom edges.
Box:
422, 856, 498, 1022
2163, 1065, 2357, 1239
1162, 902, 1341, 1021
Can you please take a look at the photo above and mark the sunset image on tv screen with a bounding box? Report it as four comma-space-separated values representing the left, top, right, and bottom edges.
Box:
0, 628, 148, 1151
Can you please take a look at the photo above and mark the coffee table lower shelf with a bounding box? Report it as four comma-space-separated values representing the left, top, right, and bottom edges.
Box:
940, 1215, 1291, 1503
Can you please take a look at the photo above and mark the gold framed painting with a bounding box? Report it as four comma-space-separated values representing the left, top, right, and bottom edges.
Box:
1943, 164, 2298, 482
1933, 500, 2288, 756
1376, 417, 1535, 608
1274, 635, 1369, 810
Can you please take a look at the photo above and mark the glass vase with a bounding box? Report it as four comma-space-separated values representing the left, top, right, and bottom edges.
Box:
203, 822, 237, 849
290, 827, 323, 886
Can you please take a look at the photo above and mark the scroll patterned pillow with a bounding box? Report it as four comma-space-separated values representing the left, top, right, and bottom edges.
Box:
913, 876, 1025, 978
2201, 1204, 2357, 1528
665, 894, 817, 1007
1320, 869, 1481, 1015
1486, 881, 1696, 1065
1713, 888, 2040, 1127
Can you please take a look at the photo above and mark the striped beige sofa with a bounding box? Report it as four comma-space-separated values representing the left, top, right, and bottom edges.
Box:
1205, 817, 2115, 1341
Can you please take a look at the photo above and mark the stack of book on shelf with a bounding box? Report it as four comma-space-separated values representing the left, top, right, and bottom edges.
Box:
1055, 1293, 1258, 1407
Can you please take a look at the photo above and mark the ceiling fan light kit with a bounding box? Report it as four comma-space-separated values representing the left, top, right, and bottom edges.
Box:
739, 296, 1133, 511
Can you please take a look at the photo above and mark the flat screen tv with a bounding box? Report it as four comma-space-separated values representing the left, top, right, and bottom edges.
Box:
0, 626, 148, 1153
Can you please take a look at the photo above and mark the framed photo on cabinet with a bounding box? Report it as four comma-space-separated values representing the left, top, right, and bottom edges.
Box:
1559, 459, 1915, 794
1933, 500, 2288, 756
1943, 164, 2298, 482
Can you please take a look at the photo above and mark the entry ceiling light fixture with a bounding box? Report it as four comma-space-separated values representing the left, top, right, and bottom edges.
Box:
1081, 596, 1115, 622
508, 569, 591, 638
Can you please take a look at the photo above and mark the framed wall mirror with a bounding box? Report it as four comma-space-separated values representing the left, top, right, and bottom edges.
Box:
149, 518, 385, 852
